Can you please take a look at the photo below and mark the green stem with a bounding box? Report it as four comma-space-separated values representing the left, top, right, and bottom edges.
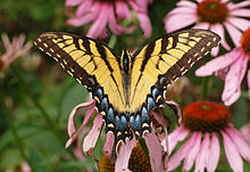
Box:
201, 77, 209, 100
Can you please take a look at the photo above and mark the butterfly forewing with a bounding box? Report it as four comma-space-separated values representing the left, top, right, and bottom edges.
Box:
34, 32, 127, 112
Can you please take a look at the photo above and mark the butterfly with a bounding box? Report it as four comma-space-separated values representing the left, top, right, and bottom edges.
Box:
34, 29, 220, 153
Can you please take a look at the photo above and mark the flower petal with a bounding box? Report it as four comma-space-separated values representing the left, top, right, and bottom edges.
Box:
222, 51, 248, 106
82, 114, 103, 155
183, 132, 202, 171
177, 0, 197, 9
66, 99, 95, 141
168, 7, 196, 15
206, 133, 220, 172
115, 138, 136, 172
248, 70, 250, 99
195, 49, 238, 77
210, 23, 231, 51
225, 125, 250, 162
164, 13, 197, 33
228, 1, 250, 10
168, 132, 199, 171
75, 0, 93, 17
224, 21, 242, 47
193, 22, 209, 29
103, 132, 114, 158
136, 12, 152, 38
221, 130, 243, 172
231, 9, 250, 17
240, 123, 250, 145
87, 6, 109, 38
195, 133, 210, 172
66, 13, 94, 27
115, 1, 131, 20
227, 17, 250, 32
168, 125, 190, 154
144, 132, 165, 172
65, 0, 83, 6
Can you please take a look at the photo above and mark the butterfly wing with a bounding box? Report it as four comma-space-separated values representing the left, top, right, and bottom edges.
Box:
34, 32, 127, 113
129, 29, 220, 135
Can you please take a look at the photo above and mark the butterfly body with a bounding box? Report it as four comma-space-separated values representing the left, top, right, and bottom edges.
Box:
34, 29, 220, 151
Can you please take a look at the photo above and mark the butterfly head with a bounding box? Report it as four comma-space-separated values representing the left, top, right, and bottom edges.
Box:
120, 49, 132, 74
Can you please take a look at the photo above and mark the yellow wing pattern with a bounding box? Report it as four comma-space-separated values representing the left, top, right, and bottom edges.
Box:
34, 32, 127, 112
129, 29, 220, 112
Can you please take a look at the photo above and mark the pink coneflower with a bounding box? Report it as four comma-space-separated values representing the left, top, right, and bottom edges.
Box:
164, 0, 250, 56
0, 33, 32, 75
196, 27, 250, 106
65, 95, 170, 172
65, 0, 152, 38
167, 101, 250, 172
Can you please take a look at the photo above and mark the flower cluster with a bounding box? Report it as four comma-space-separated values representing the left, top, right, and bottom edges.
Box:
65, 0, 152, 38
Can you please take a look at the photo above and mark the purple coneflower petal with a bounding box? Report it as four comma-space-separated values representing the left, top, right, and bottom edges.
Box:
224, 22, 242, 46
228, 17, 250, 31
66, 13, 94, 27
194, 133, 210, 172
75, 0, 92, 17
210, 24, 230, 51
193, 22, 209, 30
103, 132, 114, 158
168, 132, 199, 171
222, 52, 248, 106
248, 70, 250, 98
231, 9, 250, 17
206, 133, 220, 172
115, 1, 132, 20
87, 6, 109, 38
195, 50, 238, 77
225, 124, 250, 162
115, 138, 136, 172
177, 0, 197, 9
66, 0, 83, 6
168, 125, 190, 154
136, 12, 152, 38
1, 33, 11, 50
221, 130, 243, 172
165, 13, 197, 33
66, 99, 96, 148
108, 4, 126, 35
168, 7, 196, 15
228, 1, 250, 10
151, 110, 168, 128
144, 132, 165, 172
240, 123, 250, 145
82, 114, 103, 155
183, 132, 202, 172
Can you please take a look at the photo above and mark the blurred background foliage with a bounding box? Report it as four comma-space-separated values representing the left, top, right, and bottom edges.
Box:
0, 0, 249, 172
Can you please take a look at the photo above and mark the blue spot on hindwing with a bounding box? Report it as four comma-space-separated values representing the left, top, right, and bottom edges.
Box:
107, 107, 114, 122
101, 96, 109, 111
120, 115, 128, 131
129, 115, 135, 129
147, 97, 155, 111
96, 87, 103, 99
134, 114, 142, 131
152, 87, 160, 99
141, 106, 150, 124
